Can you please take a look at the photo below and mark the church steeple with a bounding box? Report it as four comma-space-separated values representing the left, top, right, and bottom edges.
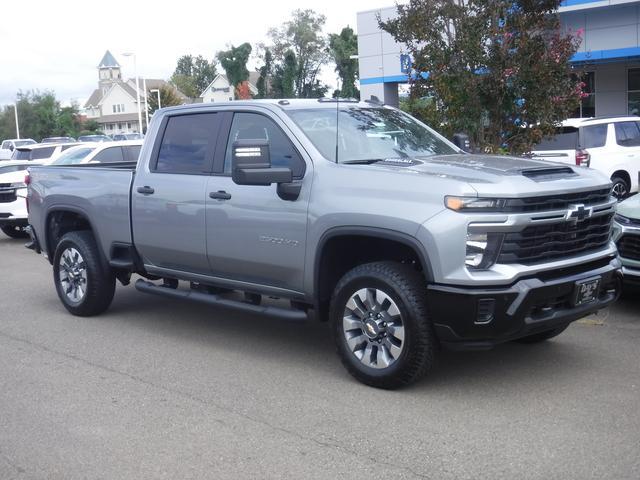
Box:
98, 50, 122, 94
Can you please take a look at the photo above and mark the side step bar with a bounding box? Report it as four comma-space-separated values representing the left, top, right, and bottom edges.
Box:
135, 279, 308, 321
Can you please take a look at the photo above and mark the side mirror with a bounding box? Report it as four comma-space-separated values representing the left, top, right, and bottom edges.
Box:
231, 139, 293, 186
9, 145, 14, 151
452, 133, 471, 153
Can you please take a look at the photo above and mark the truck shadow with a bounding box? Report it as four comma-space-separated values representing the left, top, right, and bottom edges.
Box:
106, 284, 613, 392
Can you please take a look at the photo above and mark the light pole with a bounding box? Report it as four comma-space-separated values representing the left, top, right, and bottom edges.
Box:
122, 52, 143, 134
13, 104, 20, 139
150, 88, 161, 110
143, 77, 149, 130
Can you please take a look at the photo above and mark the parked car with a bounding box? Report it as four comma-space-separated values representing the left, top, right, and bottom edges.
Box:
112, 133, 144, 141
0, 160, 47, 238
41, 136, 76, 144
530, 116, 640, 199
26, 100, 622, 389
613, 195, 640, 287
49, 140, 143, 166
11, 143, 81, 163
77, 134, 113, 142
0, 138, 36, 160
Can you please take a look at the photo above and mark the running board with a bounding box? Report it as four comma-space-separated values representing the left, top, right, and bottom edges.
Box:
135, 279, 308, 321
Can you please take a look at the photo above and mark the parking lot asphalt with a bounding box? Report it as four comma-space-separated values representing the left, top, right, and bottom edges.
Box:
0, 234, 639, 480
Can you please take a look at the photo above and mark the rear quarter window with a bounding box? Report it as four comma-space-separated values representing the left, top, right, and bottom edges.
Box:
581, 124, 608, 149
534, 127, 578, 151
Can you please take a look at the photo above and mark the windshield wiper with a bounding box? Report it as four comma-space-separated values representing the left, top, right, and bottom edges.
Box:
340, 159, 385, 165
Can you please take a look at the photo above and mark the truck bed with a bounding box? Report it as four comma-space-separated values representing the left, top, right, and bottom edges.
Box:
28, 164, 136, 259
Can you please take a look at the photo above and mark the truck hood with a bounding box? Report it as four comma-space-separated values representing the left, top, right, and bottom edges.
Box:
368, 154, 612, 197
617, 194, 640, 220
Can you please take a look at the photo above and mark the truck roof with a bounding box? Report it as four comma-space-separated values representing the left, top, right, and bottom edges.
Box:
158, 98, 387, 115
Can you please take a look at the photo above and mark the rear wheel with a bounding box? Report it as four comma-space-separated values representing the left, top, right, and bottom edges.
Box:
1, 225, 28, 239
611, 176, 629, 200
53, 231, 116, 316
515, 325, 569, 344
330, 262, 436, 389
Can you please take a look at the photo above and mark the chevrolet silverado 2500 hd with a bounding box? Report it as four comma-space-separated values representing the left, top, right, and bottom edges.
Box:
26, 100, 622, 388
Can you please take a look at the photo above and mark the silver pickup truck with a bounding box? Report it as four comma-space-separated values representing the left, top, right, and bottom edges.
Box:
26, 99, 622, 388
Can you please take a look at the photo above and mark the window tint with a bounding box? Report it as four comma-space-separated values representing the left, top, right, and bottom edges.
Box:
52, 147, 95, 165
92, 146, 124, 163
581, 124, 608, 149
156, 113, 218, 174
615, 122, 640, 147
534, 127, 578, 151
12, 149, 31, 160
124, 145, 141, 162
223, 112, 305, 177
31, 147, 56, 160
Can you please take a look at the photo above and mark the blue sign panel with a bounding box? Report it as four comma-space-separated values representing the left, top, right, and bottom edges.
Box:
400, 54, 412, 74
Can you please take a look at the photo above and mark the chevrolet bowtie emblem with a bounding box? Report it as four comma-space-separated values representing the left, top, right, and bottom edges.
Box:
565, 204, 593, 223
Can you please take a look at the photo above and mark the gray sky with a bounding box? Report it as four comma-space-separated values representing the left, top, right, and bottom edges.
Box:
0, 0, 393, 107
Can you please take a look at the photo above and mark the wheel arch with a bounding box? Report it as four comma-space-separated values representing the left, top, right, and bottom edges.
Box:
313, 227, 434, 319
44, 206, 104, 265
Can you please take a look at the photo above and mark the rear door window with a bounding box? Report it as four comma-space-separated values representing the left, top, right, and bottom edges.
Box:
614, 122, 640, 147
534, 127, 578, 151
92, 146, 125, 163
581, 124, 608, 149
30, 147, 56, 160
154, 113, 220, 174
124, 145, 142, 162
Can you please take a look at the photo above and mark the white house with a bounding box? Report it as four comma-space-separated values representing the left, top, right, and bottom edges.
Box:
84, 51, 187, 134
200, 72, 260, 102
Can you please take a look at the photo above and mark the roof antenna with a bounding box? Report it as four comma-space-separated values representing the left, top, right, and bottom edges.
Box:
335, 77, 340, 163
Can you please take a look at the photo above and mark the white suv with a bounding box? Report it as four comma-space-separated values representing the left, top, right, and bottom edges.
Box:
531, 116, 640, 199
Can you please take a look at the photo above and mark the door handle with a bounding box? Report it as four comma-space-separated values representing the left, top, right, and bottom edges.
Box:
137, 186, 155, 195
209, 190, 232, 200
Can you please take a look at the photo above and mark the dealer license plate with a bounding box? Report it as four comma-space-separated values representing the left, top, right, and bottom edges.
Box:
573, 277, 601, 306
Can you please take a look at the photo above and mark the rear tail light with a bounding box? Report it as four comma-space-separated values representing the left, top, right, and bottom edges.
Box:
575, 149, 590, 167
24, 173, 31, 185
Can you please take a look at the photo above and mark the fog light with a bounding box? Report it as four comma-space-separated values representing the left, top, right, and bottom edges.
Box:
475, 298, 495, 324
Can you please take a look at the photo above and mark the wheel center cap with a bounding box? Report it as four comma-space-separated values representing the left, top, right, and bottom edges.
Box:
364, 319, 380, 339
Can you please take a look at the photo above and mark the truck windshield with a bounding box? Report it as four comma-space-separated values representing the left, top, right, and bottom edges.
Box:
288, 107, 457, 163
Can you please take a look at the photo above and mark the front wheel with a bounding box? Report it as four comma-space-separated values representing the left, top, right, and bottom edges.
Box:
611, 176, 630, 201
53, 231, 116, 316
330, 262, 436, 389
1, 225, 28, 239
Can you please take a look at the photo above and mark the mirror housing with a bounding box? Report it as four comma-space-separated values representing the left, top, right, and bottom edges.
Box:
231, 139, 293, 186
452, 133, 471, 153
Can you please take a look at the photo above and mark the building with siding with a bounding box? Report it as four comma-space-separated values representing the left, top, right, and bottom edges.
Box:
357, 0, 640, 117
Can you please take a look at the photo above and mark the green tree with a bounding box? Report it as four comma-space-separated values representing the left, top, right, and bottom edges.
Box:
256, 48, 274, 99
170, 54, 217, 98
0, 90, 83, 141
268, 9, 329, 98
271, 50, 298, 98
147, 86, 184, 116
217, 43, 252, 99
329, 26, 359, 99
381, 0, 583, 153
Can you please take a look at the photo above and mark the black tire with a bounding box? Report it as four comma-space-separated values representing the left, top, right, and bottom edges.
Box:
611, 176, 630, 201
1, 225, 28, 239
514, 325, 569, 344
53, 231, 116, 316
330, 262, 436, 389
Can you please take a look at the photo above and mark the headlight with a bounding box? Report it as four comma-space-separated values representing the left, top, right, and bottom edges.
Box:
614, 213, 632, 225
466, 232, 504, 270
446, 196, 506, 212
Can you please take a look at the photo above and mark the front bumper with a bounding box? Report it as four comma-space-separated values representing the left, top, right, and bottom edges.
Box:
0, 189, 28, 228
428, 256, 622, 350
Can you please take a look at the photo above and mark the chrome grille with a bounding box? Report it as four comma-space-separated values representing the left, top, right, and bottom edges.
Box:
617, 235, 640, 261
